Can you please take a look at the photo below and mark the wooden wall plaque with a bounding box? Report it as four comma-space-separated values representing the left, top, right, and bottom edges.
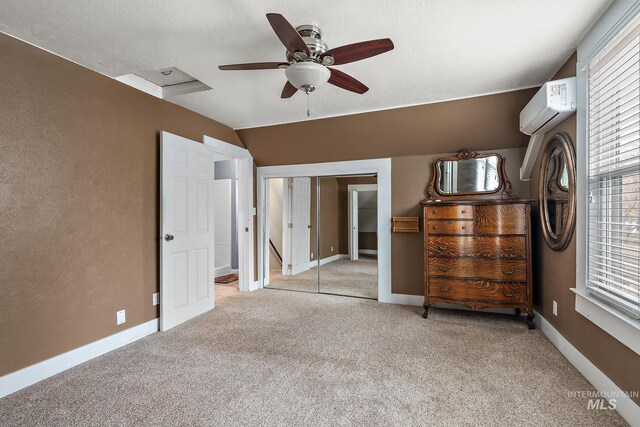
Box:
392, 217, 419, 233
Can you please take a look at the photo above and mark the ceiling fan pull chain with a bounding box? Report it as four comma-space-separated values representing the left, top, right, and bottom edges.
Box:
307, 92, 310, 118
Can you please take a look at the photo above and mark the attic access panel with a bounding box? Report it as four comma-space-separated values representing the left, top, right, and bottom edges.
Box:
135, 67, 197, 87
117, 67, 211, 99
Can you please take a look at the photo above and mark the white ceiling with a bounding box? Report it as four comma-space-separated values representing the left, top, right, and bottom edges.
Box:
0, 0, 611, 129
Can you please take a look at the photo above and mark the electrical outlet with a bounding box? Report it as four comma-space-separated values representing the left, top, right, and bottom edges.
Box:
553, 301, 558, 316
331, 246, 334, 252
311, 252, 314, 259
152, 293, 159, 306
116, 309, 126, 325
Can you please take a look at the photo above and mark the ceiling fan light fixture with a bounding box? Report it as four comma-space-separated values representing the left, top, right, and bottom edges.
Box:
284, 62, 330, 92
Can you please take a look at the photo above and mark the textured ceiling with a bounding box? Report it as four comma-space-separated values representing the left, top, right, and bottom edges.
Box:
0, 0, 610, 129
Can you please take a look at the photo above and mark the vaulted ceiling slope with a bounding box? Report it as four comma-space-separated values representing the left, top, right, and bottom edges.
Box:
0, 1, 611, 129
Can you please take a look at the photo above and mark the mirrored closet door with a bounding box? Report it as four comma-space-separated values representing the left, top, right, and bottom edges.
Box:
265, 177, 318, 293
318, 175, 378, 299
264, 174, 378, 299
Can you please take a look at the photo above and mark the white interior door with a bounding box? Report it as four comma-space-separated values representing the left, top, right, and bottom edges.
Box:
349, 190, 359, 260
160, 131, 215, 331
285, 178, 311, 275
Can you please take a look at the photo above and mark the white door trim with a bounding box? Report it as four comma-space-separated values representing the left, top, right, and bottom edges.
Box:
204, 136, 255, 292
347, 184, 378, 192
257, 158, 392, 302
349, 190, 359, 261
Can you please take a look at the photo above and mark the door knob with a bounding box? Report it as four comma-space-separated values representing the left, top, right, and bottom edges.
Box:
164, 234, 174, 241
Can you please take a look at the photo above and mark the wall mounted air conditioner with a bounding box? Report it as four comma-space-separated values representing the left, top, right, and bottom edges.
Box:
519, 76, 576, 180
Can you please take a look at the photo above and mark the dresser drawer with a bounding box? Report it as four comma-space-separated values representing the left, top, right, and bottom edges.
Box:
429, 278, 527, 303
426, 220, 474, 235
428, 258, 527, 281
427, 236, 526, 258
426, 205, 474, 219
474, 204, 528, 235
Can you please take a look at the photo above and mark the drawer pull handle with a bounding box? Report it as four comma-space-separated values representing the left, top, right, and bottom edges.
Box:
475, 217, 480, 222
461, 210, 465, 214
432, 210, 438, 215
502, 268, 514, 275
438, 244, 448, 250
502, 289, 517, 297
438, 266, 451, 272
503, 247, 514, 253
440, 285, 451, 293
461, 226, 466, 230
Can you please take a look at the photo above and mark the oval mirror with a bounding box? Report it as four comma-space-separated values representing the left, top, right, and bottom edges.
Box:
539, 132, 576, 251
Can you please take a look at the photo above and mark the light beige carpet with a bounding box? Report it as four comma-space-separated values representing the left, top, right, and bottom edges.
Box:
0, 286, 626, 426
268, 255, 377, 299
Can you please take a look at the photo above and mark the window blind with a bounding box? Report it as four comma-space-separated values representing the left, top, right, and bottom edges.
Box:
587, 15, 640, 318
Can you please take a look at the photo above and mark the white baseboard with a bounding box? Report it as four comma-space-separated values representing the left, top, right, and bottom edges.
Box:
308, 254, 344, 269
0, 318, 159, 398
214, 265, 231, 277
534, 310, 640, 425
359, 249, 378, 255
380, 293, 423, 305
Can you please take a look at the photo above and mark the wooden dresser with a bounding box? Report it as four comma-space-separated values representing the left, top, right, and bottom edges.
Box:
421, 150, 535, 329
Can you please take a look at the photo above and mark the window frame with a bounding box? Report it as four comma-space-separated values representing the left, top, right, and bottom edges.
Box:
574, 0, 640, 356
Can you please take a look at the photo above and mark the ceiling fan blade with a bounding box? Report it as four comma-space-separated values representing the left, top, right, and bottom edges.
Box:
328, 68, 369, 94
218, 62, 286, 71
266, 13, 310, 56
281, 81, 298, 98
321, 38, 394, 65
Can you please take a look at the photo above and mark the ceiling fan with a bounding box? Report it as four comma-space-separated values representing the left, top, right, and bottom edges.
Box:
218, 13, 394, 98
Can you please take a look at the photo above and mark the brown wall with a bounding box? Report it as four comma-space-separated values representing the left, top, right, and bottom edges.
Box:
310, 177, 341, 261
238, 88, 536, 166
319, 177, 340, 259
358, 233, 378, 251
0, 33, 243, 376
529, 53, 640, 404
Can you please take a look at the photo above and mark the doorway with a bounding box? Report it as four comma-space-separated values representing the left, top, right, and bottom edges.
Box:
213, 156, 240, 293
203, 135, 254, 294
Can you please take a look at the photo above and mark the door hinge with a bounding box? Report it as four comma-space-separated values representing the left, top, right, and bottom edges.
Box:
288, 223, 293, 228
287, 264, 292, 270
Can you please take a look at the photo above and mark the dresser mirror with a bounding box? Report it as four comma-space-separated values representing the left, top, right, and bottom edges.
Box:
436, 154, 500, 194
428, 150, 512, 200
539, 132, 576, 251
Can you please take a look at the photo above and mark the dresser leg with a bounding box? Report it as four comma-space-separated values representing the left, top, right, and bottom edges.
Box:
515, 308, 521, 316
527, 311, 536, 330
422, 302, 429, 319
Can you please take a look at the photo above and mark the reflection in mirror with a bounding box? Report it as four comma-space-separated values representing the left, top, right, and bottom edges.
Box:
319, 175, 378, 299
265, 177, 318, 293
539, 132, 576, 252
437, 155, 501, 194
545, 147, 569, 238
558, 157, 569, 191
